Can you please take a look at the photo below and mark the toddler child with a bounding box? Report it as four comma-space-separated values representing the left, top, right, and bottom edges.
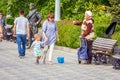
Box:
30, 34, 45, 64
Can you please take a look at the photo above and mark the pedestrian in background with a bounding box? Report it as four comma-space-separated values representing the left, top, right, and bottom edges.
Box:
13, 10, 30, 58
0, 24, 3, 41
0, 12, 6, 40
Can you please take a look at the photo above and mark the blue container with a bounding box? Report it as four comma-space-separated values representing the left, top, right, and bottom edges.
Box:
57, 57, 64, 64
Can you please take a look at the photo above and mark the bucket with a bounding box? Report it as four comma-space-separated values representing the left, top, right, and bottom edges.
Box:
57, 57, 64, 64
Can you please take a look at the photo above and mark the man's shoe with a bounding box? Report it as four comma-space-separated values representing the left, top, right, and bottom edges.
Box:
18, 56, 24, 59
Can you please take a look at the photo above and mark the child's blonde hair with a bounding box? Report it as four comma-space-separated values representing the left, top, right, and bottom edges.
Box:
34, 34, 41, 41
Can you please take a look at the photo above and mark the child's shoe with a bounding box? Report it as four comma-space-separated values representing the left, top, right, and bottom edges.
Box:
35, 60, 39, 65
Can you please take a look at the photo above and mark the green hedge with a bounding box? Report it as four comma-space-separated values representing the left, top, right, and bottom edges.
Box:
56, 20, 81, 48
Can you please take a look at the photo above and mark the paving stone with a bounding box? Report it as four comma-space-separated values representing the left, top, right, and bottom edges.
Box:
0, 41, 120, 80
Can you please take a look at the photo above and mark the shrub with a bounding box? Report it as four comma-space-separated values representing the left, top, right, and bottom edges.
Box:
56, 20, 80, 48
112, 24, 120, 45
94, 24, 108, 38
108, 0, 120, 19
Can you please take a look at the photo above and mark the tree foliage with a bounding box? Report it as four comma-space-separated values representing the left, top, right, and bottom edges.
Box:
0, 0, 110, 19
0, 0, 8, 15
108, 0, 120, 19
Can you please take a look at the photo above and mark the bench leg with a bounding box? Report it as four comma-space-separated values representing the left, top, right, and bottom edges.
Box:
92, 54, 100, 65
113, 58, 120, 69
98, 54, 103, 64
101, 55, 107, 64
107, 56, 112, 64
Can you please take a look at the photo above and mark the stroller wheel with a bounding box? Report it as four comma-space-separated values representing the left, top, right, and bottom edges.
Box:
13, 39, 16, 43
10, 39, 13, 42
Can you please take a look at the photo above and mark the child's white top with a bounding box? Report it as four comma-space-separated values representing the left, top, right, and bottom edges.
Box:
31, 40, 43, 50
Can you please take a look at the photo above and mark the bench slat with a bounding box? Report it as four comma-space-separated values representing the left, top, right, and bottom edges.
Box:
93, 39, 117, 45
95, 38, 117, 42
92, 50, 110, 55
93, 41, 117, 45
93, 43, 115, 48
92, 47, 113, 52
92, 46, 113, 51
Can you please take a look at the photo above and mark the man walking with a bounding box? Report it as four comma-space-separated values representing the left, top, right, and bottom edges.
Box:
13, 10, 30, 58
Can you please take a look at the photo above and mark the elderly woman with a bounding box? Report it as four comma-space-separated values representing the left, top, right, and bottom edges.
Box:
42, 13, 59, 64
73, 11, 94, 64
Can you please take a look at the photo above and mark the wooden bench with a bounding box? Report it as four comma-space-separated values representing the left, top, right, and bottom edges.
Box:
92, 37, 117, 64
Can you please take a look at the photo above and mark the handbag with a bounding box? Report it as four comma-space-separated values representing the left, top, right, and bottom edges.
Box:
85, 32, 94, 40
77, 38, 88, 60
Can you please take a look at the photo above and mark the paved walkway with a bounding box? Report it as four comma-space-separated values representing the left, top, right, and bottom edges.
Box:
0, 41, 120, 80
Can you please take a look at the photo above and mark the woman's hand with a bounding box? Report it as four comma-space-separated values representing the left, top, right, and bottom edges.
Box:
44, 37, 48, 43
73, 21, 77, 24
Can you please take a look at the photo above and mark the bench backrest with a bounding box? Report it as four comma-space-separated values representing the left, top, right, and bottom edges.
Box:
92, 38, 117, 53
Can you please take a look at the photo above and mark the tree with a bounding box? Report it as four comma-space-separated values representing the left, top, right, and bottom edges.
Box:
0, 0, 8, 16
109, 0, 120, 19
